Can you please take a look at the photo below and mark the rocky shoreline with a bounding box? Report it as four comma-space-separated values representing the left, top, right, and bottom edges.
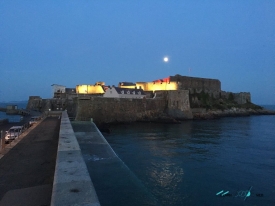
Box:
97, 108, 275, 132
192, 108, 275, 120
137, 108, 275, 122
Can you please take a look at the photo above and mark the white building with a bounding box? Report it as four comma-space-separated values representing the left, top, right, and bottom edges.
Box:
51, 84, 66, 94
103, 86, 146, 98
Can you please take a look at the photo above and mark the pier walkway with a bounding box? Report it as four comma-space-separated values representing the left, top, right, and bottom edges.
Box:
0, 111, 155, 205
0, 117, 60, 206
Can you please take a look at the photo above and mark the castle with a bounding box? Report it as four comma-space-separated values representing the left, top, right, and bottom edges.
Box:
27, 74, 251, 124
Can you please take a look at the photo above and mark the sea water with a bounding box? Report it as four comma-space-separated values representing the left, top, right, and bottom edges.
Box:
102, 106, 275, 206
0, 102, 27, 122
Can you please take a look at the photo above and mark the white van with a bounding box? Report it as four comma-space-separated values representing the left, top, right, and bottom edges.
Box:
5, 126, 23, 143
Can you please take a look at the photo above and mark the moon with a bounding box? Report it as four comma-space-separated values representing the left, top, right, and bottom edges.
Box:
163, 57, 169, 62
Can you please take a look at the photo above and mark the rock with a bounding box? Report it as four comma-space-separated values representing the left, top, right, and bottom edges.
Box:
192, 108, 275, 120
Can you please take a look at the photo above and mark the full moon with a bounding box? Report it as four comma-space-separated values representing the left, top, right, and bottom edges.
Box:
163, 57, 169, 62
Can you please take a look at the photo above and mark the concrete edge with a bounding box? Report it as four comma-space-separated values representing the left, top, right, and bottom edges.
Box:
90, 121, 118, 158
51, 111, 100, 206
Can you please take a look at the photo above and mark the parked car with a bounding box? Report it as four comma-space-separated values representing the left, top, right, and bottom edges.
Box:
5, 126, 23, 143
29, 116, 40, 126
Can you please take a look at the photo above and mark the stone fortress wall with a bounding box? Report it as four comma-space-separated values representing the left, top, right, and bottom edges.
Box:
165, 90, 193, 119
75, 90, 193, 124
170, 75, 221, 92
27, 90, 192, 124
220, 91, 251, 104
168, 75, 250, 105
26, 75, 252, 123
27, 96, 77, 117
75, 96, 166, 124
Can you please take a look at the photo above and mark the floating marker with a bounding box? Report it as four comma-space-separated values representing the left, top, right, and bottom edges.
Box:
222, 191, 229, 196
216, 190, 224, 195
244, 186, 253, 201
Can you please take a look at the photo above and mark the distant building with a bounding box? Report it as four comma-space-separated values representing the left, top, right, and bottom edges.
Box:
51, 84, 66, 97
65, 88, 76, 94
103, 86, 146, 98
6, 105, 18, 110
6, 105, 18, 114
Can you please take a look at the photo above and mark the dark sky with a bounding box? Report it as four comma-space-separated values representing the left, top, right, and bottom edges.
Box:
1, 1, 274, 104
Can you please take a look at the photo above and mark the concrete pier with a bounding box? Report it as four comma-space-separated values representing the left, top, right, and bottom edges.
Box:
0, 111, 100, 205
51, 111, 100, 206
0, 116, 60, 206
0, 111, 156, 205
71, 120, 158, 205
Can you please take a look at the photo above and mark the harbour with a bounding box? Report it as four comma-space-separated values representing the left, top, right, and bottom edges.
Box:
0, 107, 274, 205
1, 1, 275, 205
104, 109, 275, 205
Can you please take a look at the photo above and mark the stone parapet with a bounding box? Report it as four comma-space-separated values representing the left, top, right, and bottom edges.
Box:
75, 90, 194, 123
75, 96, 166, 124
170, 75, 221, 92
51, 111, 100, 206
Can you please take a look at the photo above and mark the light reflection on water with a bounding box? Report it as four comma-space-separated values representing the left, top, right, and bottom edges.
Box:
106, 115, 275, 205
149, 161, 185, 204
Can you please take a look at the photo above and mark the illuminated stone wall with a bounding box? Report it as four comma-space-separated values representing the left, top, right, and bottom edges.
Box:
75, 75, 219, 95
119, 85, 135, 89
76, 85, 105, 94
135, 75, 220, 93
136, 82, 178, 92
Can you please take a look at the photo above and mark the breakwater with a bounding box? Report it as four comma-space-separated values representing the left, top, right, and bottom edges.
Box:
52, 111, 159, 205
71, 119, 159, 205
51, 111, 100, 206
0, 107, 30, 116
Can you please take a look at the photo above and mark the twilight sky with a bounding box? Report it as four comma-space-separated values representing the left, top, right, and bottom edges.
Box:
1, 1, 274, 104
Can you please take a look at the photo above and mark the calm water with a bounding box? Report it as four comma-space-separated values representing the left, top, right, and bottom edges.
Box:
104, 107, 275, 206
0, 102, 27, 122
